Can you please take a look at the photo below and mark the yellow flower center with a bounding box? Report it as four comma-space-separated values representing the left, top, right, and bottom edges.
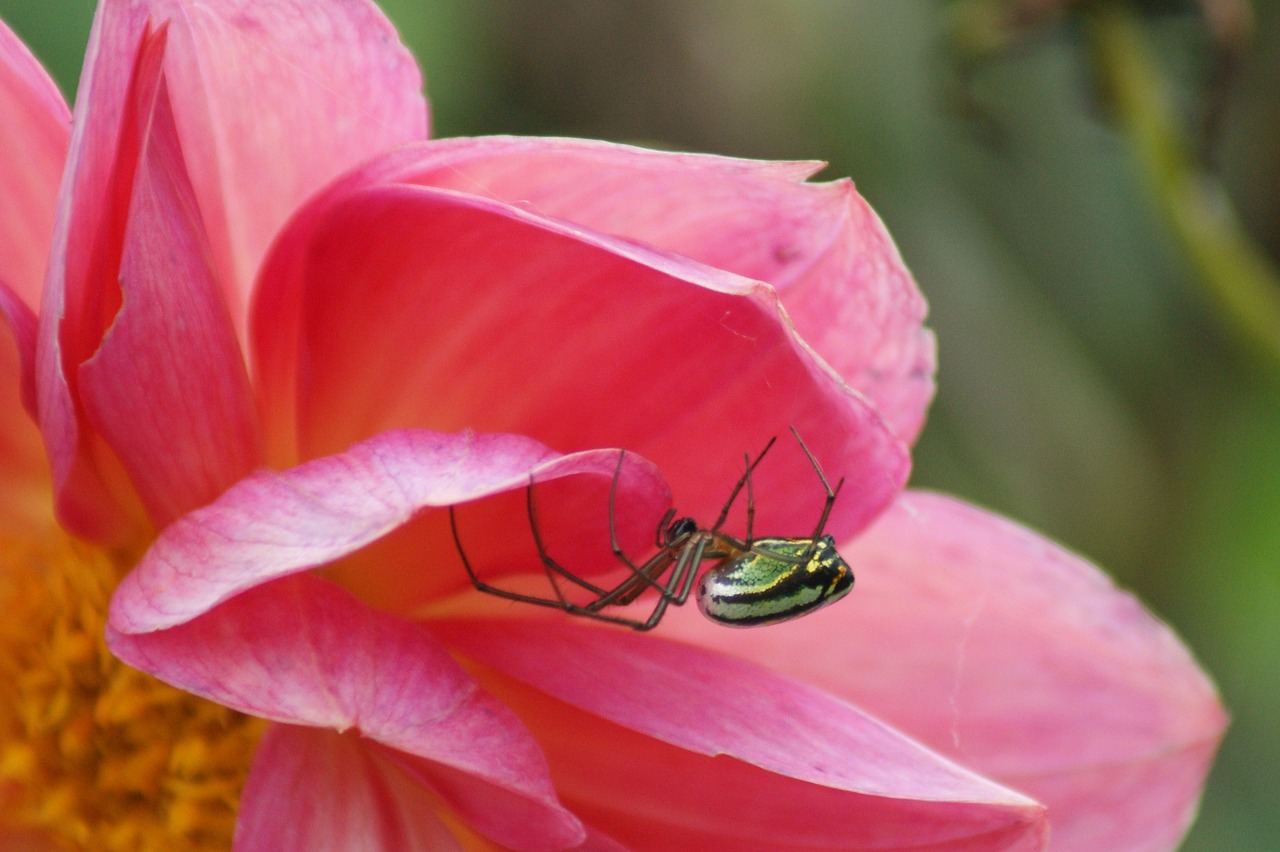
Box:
0, 531, 266, 849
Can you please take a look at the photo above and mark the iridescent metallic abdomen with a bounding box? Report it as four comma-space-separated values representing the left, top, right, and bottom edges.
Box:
695, 534, 854, 627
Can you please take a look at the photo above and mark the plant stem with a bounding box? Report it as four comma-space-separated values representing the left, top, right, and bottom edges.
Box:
1085, 4, 1280, 365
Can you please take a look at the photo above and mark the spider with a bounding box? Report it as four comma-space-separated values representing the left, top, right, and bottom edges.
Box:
449, 427, 854, 631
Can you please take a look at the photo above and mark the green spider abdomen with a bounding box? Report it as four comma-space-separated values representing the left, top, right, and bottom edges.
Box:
695, 534, 853, 627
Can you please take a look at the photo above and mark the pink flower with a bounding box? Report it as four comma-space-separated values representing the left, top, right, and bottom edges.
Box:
0, 1, 1224, 849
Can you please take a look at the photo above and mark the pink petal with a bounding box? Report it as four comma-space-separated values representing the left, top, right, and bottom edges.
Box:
0, 282, 51, 534
384, 748, 586, 851
0, 20, 61, 511
108, 428, 670, 633
236, 725, 461, 851
351, 137, 935, 443
436, 618, 1047, 849
38, 0, 426, 541
657, 491, 1228, 850
37, 7, 162, 542
78, 75, 260, 529
151, 0, 428, 333
0, 280, 36, 415
110, 574, 583, 851
253, 181, 910, 545
0, 17, 70, 309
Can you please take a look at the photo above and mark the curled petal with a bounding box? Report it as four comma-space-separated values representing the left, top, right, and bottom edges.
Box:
0, 17, 69, 309
253, 182, 910, 544
772, 182, 936, 447
342, 137, 935, 443
108, 428, 670, 633
658, 491, 1228, 850
110, 575, 583, 851
435, 618, 1047, 849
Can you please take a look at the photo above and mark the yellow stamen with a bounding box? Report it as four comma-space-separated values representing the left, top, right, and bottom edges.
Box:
0, 532, 266, 849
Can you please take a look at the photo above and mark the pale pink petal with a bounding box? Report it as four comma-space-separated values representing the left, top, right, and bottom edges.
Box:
0, 281, 36, 415
253, 182, 910, 546
348, 137, 935, 443
436, 618, 1047, 849
152, 0, 428, 332
78, 76, 259, 529
0, 283, 51, 534
108, 428, 670, 633
236, 726, 461, 852
111, 575, 583, 851
0, 17, 69, 309
657, 491, 1227, 850
0, 17, 60, 528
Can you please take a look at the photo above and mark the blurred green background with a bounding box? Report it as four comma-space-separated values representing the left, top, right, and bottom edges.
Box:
3, 0, 1274, 848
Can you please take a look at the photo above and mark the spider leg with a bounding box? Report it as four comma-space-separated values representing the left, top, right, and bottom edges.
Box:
450, 505, 484, 590
449, 484, 607, 612
451, 504, 572, 606
592, 533, 724, 631
817, 477, 845, 538
636, 533, 715, 630
526, 475, 611, 598
607, 449, 652, 575
453, 450, 694, 616
451, 436, 841, 632
789, 426, 846, 549
654, 508, 677, 548
670, 534, 711, 607
708, 435, 777, 533
588, 548, 678, 609
603, 449, 690, 602
452, 502, 677, 629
